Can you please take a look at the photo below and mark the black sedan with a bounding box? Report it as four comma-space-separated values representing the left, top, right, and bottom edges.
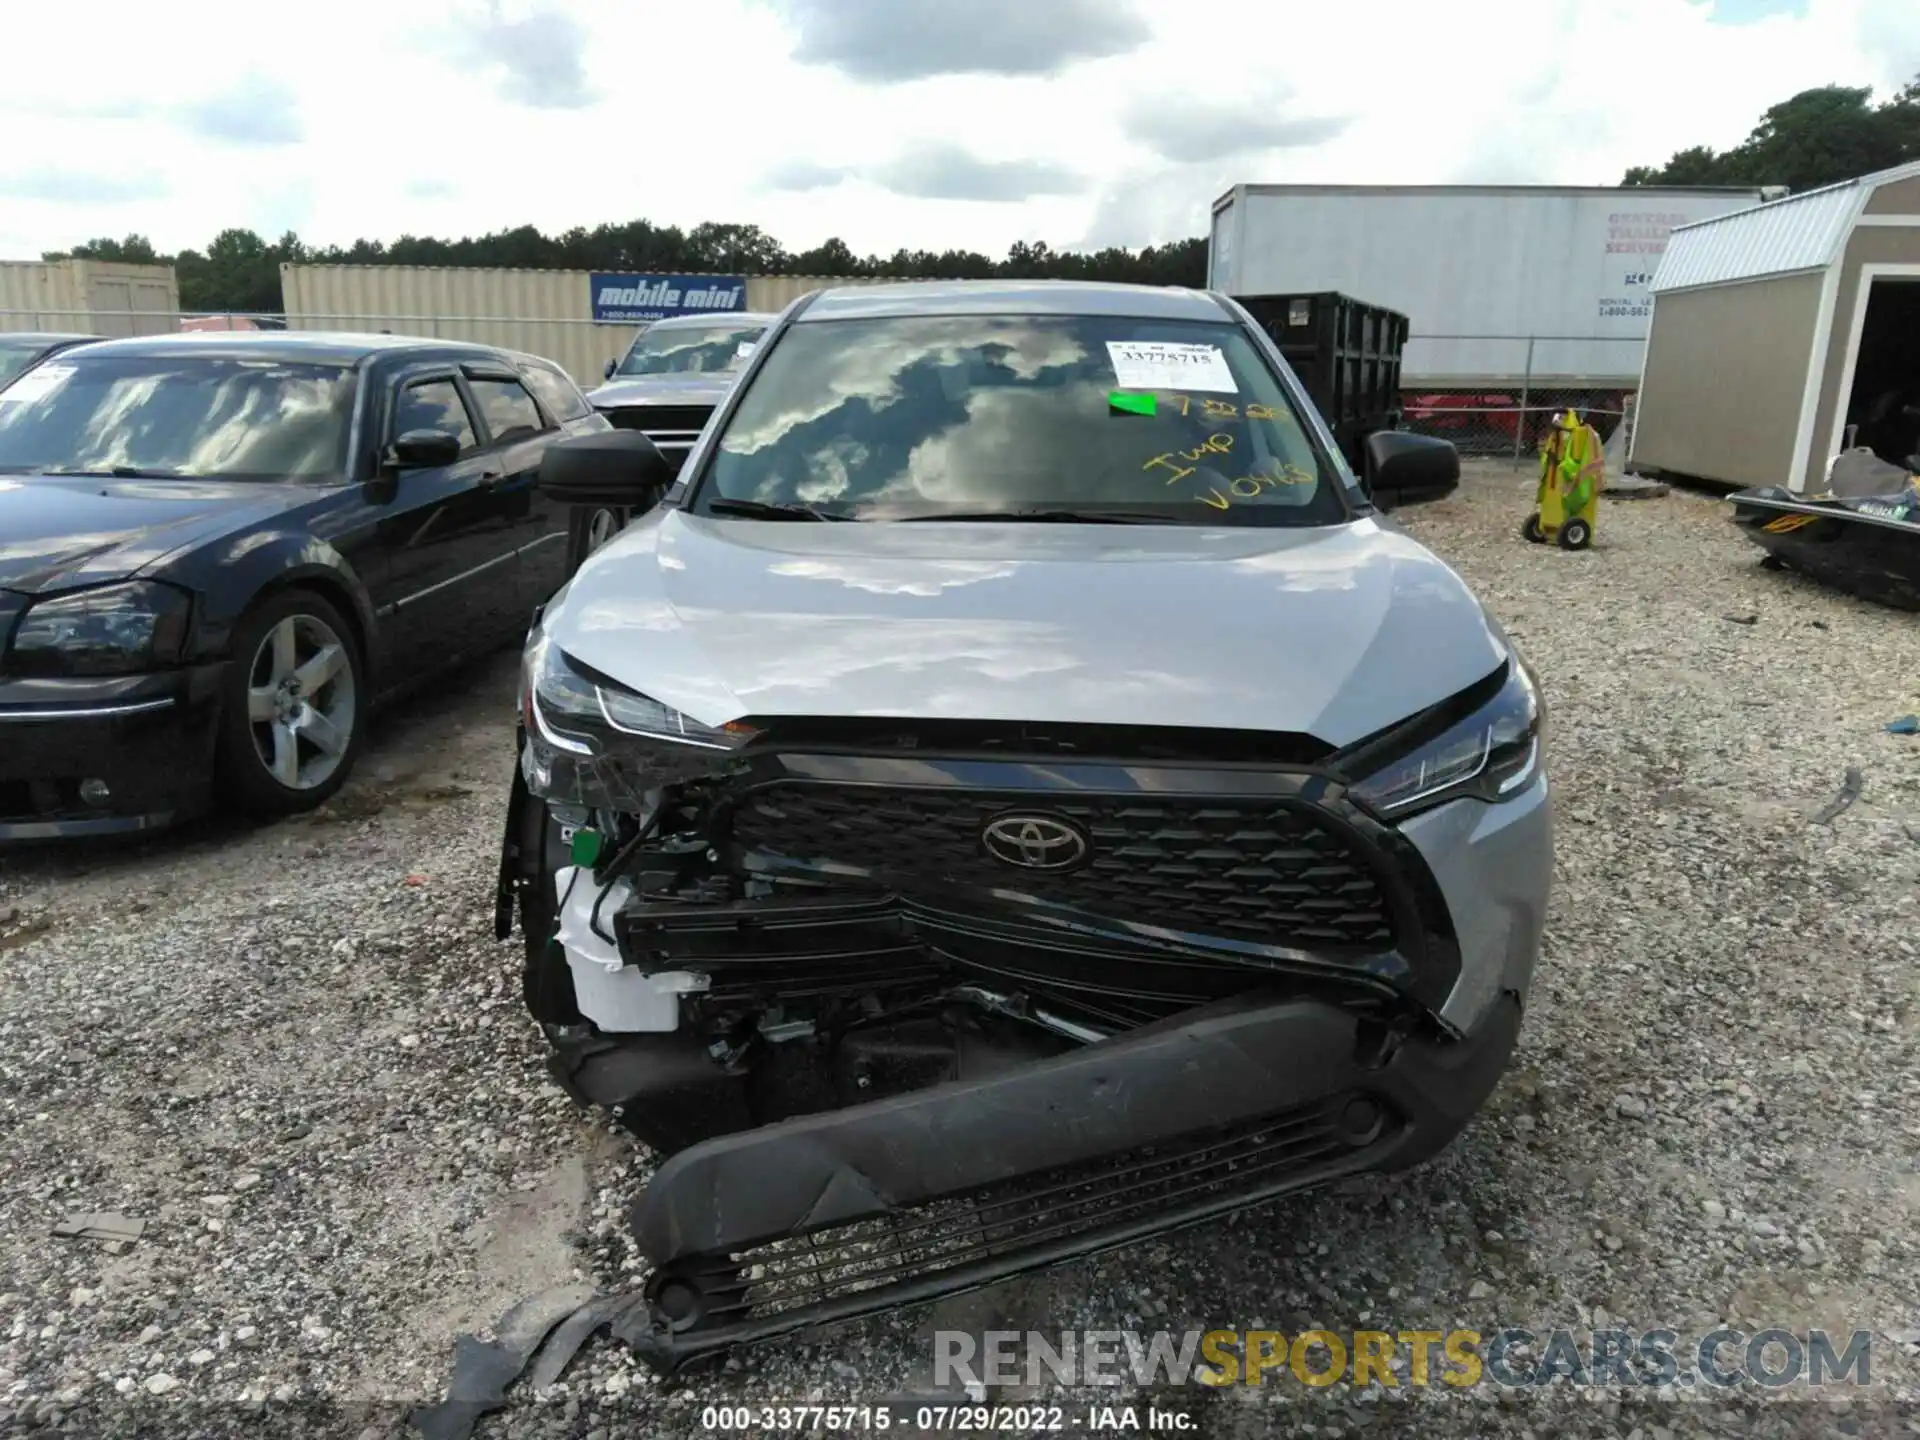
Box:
0, 332, 612, 840
0, 333, 98, 390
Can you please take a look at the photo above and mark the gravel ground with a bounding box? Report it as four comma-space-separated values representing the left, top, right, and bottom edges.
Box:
3, 463, 1919, 1438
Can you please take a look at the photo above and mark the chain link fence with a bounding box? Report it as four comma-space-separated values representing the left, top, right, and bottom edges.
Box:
6, 311, 1650, 465
1397, 335, 1644, 465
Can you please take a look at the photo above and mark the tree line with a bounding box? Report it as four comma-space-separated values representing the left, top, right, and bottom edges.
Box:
42, 72, 1919, 315
1623, 74, 1918, 190
44, 225, 1209, 317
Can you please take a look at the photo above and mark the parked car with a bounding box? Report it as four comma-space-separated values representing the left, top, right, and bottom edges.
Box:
588, 312, 776, 472
0, 331, 611, 841
497, 280, 1553, 1371
179, 315, 291, 332
0, 333, 98, 390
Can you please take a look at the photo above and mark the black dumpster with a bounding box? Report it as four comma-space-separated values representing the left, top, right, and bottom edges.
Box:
1235, 292, 1409, 488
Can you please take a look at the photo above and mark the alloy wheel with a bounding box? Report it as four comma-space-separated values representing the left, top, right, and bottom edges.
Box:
587, 508, 623, 553
245, 613, 357, 791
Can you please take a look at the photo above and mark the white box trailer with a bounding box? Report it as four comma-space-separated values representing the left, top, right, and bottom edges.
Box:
1208, 185, 1776, 388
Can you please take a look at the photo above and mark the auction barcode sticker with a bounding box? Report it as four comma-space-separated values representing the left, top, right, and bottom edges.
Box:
1105, 341, 1237, 394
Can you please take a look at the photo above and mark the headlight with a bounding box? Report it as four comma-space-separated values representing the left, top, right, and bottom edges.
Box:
1349, 659, 1543, 818
8, 581, 192, 677
520, 631, 755, 809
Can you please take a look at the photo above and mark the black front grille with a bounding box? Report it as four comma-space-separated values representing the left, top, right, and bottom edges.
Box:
671, 1100, 1377, 1325
601, 403, 713, 436
729, 784, 1395, 949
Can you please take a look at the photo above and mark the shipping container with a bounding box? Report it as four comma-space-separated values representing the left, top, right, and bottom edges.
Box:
747, 274, 903, 314
1208, 185, 1775, 388
280, 265, 901, 387
0, 259, 178, 336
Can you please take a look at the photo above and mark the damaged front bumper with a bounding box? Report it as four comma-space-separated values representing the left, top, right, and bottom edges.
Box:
624, 988, 1521, 1373
494, 704, 1549, 1372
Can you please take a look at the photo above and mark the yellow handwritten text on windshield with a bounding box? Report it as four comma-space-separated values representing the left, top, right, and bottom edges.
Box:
1142, 433, 1235, 486
1156, 396, 1285, 422
1193, 464, 1318, 510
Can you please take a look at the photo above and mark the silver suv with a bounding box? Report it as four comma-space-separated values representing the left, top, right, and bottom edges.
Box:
498, 280, 1552, 1372
587, 311, 776, 473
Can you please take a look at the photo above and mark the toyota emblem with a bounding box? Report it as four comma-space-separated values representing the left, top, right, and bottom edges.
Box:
981, 813, 1090, 871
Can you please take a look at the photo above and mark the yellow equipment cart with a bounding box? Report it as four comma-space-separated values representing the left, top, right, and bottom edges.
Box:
1522, 409, 1602, 550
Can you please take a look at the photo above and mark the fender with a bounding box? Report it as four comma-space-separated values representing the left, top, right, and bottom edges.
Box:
172, 529, 385, 692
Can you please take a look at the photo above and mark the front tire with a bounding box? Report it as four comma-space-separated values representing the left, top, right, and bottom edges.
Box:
587, 507, 626, 553
567, 506, 628, 566
216, 589, 364, 816
1557, 517, 1593, 550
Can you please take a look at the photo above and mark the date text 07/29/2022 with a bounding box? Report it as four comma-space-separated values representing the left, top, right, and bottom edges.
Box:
698, 1403, 1194, 1432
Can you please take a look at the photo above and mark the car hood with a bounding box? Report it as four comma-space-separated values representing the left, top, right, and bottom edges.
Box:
587, 375, 738, 410
546, 512, 1510, 747
0, 473, 312, 594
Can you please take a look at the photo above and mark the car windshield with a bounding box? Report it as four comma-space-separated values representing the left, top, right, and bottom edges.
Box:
0, 340, 57, 386
614, 321, 765, 377
0, 355, 354, 479
697, 314, 1347, 525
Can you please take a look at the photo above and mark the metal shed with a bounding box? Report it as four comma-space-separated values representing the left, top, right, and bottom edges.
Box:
1630, 160, 1920, 492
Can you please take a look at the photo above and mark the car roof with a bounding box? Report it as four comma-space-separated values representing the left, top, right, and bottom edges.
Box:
0, 332, 97, 345
641, 311, 777, 331
55, 330, 506, 365
798, 280, 1229, 323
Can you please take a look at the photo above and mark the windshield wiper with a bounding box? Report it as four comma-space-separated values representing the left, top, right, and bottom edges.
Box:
704, 498, 847, 522
42, 465, 184, 480
894, 508, 1173, 524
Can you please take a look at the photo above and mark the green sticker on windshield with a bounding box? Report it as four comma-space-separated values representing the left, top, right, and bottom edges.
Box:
1108, 391, 1157, 417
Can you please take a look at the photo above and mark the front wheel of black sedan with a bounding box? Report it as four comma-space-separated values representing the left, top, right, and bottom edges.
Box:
216, 589, 364, 816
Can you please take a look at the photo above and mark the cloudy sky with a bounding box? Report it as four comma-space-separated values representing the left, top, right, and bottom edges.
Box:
2, 0, 1916, 262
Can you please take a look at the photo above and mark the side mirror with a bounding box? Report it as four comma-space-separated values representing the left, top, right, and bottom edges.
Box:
1363, 430, 1460, 509
539, 429, 671, 508
387, 429, 462, 469
604, 358, 618, 380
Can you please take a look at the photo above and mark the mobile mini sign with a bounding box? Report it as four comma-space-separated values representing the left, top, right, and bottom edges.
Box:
591, 273, 748, 324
